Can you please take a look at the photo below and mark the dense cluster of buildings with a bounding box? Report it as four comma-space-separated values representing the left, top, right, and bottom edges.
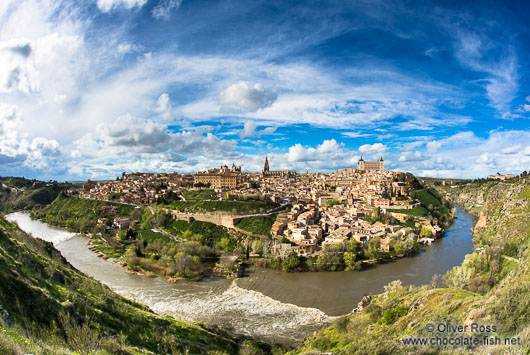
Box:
76, 157, 444, 258
79, 172, 193, 204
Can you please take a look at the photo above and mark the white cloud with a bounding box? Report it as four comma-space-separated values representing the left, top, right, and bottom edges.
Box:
153, 93, 172, 119
219, 81, 278, 113
426, 140, 441, 153
152, 0, 183, 20
358, 143, 387, 155
526, 95, 530, 102
96, 0, 148, 12
341, 131, 370, 138
453, 30, 518, 113
477, 152, 493, 164
500, 144, 521, 155
393, 130, 530, 178
399, 151, 425, 162
402, 141, 426, 151
239, 121, 276, 138
74, 115, 237, 167
287, 139, 343, 162
0, 104, 61, 169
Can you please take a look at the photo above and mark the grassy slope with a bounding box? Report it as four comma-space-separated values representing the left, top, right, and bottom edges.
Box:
181, 189, 217, 200
292, 179, 530, 355
234, 213, 278, 235
161, 200, 277, 213
0, 215, 265, 354
32, 194, 134, 232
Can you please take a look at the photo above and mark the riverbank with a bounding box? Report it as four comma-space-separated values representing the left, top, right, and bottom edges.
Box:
7, 206, 473, 323
0, 213, 261, 354
292, 180, 530, 354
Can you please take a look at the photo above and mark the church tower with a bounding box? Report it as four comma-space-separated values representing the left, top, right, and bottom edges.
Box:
263, 156, 270, 174
358, 156, 365, 170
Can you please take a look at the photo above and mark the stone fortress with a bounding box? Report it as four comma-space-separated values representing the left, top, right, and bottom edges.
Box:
357, 156, 384, 171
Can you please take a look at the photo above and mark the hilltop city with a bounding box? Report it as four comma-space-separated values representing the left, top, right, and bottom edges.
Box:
71, 157, 448, 260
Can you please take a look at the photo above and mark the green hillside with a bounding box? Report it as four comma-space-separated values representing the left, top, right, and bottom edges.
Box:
292, 178, 530, 354
0, 215, 268, 354
234, 213, 278, 235
32, 194, 134, 233
0, 177, 73, 212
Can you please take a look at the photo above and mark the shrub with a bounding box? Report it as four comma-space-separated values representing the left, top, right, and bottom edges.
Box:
380, 305, 408, 325
490, 281, 530, 333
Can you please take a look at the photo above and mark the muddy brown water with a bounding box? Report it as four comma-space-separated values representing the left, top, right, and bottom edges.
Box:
7, 206, 473, 345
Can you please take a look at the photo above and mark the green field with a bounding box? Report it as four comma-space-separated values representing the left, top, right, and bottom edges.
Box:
161, 200, 277, 214
234, 213, 278, 235
387, 206, 429, 217
163, 219, 231, 248
180, 189, 217, 200
138, 229, 172, 243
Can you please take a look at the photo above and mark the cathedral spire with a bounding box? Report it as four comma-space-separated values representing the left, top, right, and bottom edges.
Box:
264, 156, 269, 173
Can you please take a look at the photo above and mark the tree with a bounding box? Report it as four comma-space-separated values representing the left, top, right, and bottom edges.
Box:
282, 252, 300, 272
392, 239, 406, 255
365, 237, 381, 259
372, 207, 381, 220
129, 208, 142, 221
343, 251, 358, 270
174, 253, 194, 276
251, 239, 263, 256
420, 226, 433, 237
325, 199, 341, 208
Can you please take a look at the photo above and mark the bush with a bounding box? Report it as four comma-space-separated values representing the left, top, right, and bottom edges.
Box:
333, 316, 349, 332
490, 281, 530, 333
380, 305, 408, 325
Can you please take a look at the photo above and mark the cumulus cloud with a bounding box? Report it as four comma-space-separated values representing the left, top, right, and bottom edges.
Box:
358, 143, 387, 155
426, 140, 441, 153
152, 0, 183, 20
239, 121, 276, 138
153, 93, 172, 119
477, 152, 494, 164
96, 0, 148, 12
287, 139, 343, 162
74, 115, 236, 164
219, 81, 278, 113
0, 104, 61, 169
399, 151, 425, 162
523, 146, 530, 156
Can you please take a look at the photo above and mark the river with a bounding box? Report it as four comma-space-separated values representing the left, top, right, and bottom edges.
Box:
6, 206, 473, 345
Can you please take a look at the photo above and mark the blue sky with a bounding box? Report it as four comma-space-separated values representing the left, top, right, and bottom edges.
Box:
1, 0, 530, 180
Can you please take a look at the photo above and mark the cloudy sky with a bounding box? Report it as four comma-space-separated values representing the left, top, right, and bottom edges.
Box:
1, 0, 530, 180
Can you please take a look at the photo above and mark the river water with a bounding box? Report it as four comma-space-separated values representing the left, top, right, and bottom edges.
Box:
6, 206, 473, 345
